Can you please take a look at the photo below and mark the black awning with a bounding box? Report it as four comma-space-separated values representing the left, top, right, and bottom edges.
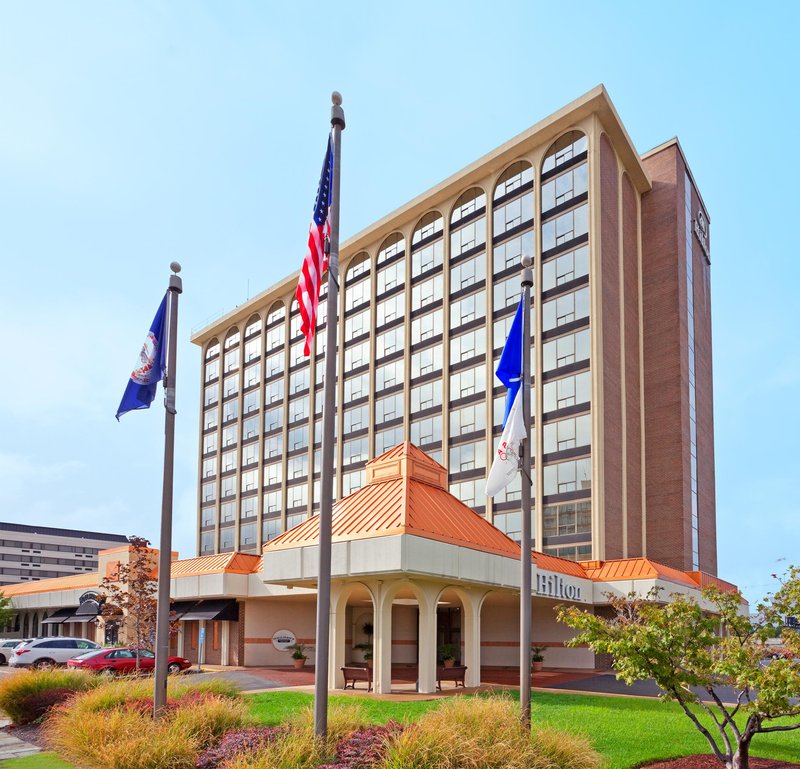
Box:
75, 600, 101, 617
42, 608, 78, 625
169, 600, 201, 619
179, 599, 239, 622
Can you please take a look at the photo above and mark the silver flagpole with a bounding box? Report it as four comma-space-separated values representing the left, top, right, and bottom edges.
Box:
153, 262, 182, 717
314, 92, 345, 739
519, 254, 533, 727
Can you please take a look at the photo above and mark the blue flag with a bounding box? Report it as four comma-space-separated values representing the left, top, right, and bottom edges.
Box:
116, 294, 168, 420
495, 295, 525, 428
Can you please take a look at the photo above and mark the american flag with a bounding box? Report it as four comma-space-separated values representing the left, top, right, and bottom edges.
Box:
296, 136, 334, 356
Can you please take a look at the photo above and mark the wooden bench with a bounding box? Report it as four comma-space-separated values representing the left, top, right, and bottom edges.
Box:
436, 665, 467, 690
341, 665, 372, 692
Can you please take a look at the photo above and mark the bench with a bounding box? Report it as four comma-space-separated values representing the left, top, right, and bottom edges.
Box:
341, 665, 372, 692
436, 665, 467, 690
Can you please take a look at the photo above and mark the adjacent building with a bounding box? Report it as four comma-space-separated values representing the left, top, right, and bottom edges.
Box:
0, 522, 129, 587
190, 85, 716, 574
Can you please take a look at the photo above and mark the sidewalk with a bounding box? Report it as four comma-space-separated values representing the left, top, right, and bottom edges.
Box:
0, 719, 41, 762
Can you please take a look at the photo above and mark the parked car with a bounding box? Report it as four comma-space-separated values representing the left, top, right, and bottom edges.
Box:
66, 647, 191, 675
0, 639, 31, 666
9, 637, 101, 669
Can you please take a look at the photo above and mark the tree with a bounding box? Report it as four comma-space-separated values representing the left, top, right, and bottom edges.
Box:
0, 592, 14, 633
557, 568, 800, 769
99, 536, 160, 669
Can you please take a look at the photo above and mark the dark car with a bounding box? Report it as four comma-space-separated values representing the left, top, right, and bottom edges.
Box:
66, 647, 190, 675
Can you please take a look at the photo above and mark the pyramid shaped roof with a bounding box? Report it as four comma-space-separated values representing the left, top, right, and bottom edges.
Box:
264, 442, 521, 559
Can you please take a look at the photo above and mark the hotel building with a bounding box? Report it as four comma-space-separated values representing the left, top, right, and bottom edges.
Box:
190, 85, 716, 575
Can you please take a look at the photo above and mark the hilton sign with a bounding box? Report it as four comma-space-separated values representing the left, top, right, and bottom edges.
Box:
536, 573, 583, 601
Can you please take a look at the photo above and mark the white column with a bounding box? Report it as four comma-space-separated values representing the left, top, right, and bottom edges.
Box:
330, 584, 346, 690
374, 584, 392, 694
417, 586, 438, 694
221, 621, 231, 666
199, 620, 206, 666
176, 624, 185, 657
461, 590, 486, 688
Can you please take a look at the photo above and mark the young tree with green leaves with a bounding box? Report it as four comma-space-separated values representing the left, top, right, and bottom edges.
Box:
557, 567, 800, 769
0, 592, 14, 633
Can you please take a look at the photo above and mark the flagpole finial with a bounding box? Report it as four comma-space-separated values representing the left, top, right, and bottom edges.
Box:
331, 92, 345, 129
521, 255, 532, 268
170, 262, 182, 274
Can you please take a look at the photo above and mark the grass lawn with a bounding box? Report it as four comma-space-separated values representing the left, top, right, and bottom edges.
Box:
0, 754, 74, 769
247, 690, 800, 769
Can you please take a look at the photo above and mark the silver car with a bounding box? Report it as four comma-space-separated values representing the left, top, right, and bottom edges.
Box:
9, 637, 101, 669
0, 639, 30, 665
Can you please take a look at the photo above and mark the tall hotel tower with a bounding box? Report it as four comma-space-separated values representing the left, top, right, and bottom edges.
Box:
191, 86, 717, 575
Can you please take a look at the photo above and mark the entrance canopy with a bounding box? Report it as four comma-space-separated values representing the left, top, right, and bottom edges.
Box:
179, 599, 239, 622
42, 608, 77, 625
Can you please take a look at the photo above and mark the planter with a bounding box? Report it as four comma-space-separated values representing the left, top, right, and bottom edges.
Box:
293, 658, 307, 669
532, 661, 543, 673
443, 659, 455, 669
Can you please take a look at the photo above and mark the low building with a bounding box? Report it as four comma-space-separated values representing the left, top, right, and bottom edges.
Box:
0, 522, 129, 587
3, 445, 742, 691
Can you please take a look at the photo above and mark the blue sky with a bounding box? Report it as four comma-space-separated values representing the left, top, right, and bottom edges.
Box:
0, 2, 797, 605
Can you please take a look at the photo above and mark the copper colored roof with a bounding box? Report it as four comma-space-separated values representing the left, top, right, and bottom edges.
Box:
686, 571, 741, 596
265, 442, 521, 558
580, 557, 698, 588
532, 551, 587, 579
2, 573, 99, 597
168, 552, 262, 578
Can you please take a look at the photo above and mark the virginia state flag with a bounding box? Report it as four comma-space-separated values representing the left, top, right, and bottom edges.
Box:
486, 296, 527, 497
116, 295, 168, 420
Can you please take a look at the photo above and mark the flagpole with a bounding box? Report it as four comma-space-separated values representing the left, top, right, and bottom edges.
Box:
314, 92, 345, 739
519, 254, 533, 727
153, 262, 182, 717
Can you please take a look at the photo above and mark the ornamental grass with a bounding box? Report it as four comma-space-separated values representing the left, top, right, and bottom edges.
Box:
0, 668, 100, 725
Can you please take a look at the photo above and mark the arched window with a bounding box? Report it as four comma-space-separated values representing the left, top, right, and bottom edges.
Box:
541, 130, 589, 250
492, 161, 535, 256
205, 338, 220, 360
493, 161, 534, 201
450, 187, 486, 227
345, 253, 371, 312
244, 314, 262, 338
266, 301, 285, 326
224, 327, 240, 349
377, 232, 405, 263
411, 211, 445, 279
450, 188, 487, 264
541, 130, 588, 176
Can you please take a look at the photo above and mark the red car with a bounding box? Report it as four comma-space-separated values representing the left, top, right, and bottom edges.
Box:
66, 647, 191, 675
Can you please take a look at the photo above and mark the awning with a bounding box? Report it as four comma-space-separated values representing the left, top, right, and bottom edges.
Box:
169, 600, 201, 619
179, 599, 239, 622
42, 608, 78, 625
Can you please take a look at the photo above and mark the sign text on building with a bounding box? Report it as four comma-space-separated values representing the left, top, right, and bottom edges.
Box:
536, 573, 582, 601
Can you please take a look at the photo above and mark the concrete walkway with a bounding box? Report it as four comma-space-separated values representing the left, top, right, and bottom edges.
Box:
0, 720, 41, 762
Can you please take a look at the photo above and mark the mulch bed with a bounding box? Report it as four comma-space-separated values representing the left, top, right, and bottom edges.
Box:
643, 757, 800, 769
3, 722, 46, 748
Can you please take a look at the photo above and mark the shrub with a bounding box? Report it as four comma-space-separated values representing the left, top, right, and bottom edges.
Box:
0, 669, 99, 725
195, 726, 288, 769
380, 696, 601, 769
320, 721, 405, 769
44, 680, 249, 769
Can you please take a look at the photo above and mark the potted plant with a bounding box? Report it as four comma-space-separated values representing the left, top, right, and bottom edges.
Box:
438, 643, 458, 668
354, 621, 374, 667
531, 646, 545, 673
289, 643, 309, 669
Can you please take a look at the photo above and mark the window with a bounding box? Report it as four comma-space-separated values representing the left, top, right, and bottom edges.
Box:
224, 330, 240, 349
241, 469, 257, 492
205, 339, 220, 360
221, 476, 236, 499
377, 326, 404, 358
493, 231, 534, 274
493, 192, 534, 237
220, 527, 235, 550
411, 274, 443, 311
264, 434, 283, 459
244, 337, 262, 363
494, 161, 533, 200
264, 461, 282, 486
289, 305, 302, 339
449, 364, 486, 400
201, 481, 216, 503
344, 404, 369, 432
375, 360, 403, 390
242, 442, 258, 467
543, 329, 590, 371
289, 340, 306, 368
450, 328, 485, 364
377, 260, 405, 294
202, 433, 217, 455
343, 436, 368, 465
375, 293, 403, 326
266, 324, 285, 352
411, 344, 442, 378
543, 457, 592, 495
451, 218, 486, 257
450, 254, 486, 293
377, 233, 405, 263
288, 454, 308, 479
411, 380, 442, 412
346, 254, 370, 280
288, 425, 309, 451
342, 469, 365, 496
242, 415, 259, 440
448, 440, 486, 472
450, 290, 486, 329
412, 239, 444, 277
543, 414, 591, 454
450, 478, 486, 509
451, 188, 485, 224
450, 403, 486, 437
542, 131, 587, 175
412, 211, 444, 247
245, 315, 262, 337
541, 203, 589, 252
222, 449, 237, 472
411, 309, 443, 344
543, 371, 591, 412
345, 308, 370, 340
541, 161, 588, 212
222, 424, 238, 447
223, 399, 239, 423
266, 302, 285, 325
410, 415, 441, 446
288, 395, 309, 424
346, 277, 370, 312
204, 384, 219, 408
542, 287, 590, 331
223, 374, 239, 399
344, 372, 369, 401
264, 490, 281, 514
494, 473, 522, 504
205, 359, 219, 383
290, 367, 310, 394
221, 500, 236, 522
542, 244, 589, 291
243, 390, 260, 415
243, 363, 260, 389
200, 531, 214, 553
224, 348, 240, 373
263, 517, 281, 542
375, 392, 403, 423
264, 405, 283, 433
375, 426, 404, 455
204, 407, 218, 431
287, 483, 308, 509
543, 501, 591, 537
287, 511, 309, 529
494, 275, 522, 311
240, 523, 257, 547
265, 378, 284, 404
